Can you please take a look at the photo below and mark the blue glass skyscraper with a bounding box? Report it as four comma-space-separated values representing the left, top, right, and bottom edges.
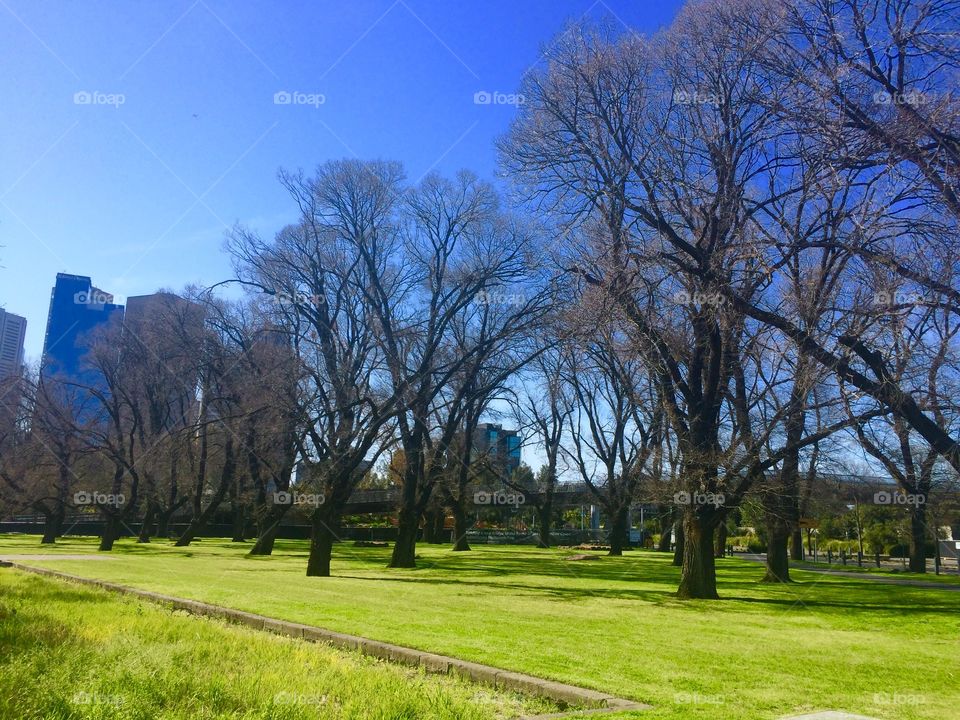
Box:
41, 273, 124, 386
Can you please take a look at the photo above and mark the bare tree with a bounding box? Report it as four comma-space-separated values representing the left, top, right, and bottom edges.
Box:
350, 170, 553, 569
512, 344, 575, 548
229, 160, 406, 576
501, 10, 788, 597
563, 317, 663, 556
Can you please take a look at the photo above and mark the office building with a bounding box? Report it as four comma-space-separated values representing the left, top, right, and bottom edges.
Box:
41, 273, 124, 384
474, 422, 522, 477
0, 309, 26, 379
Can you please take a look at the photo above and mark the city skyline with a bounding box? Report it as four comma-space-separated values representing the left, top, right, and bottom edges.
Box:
0, 0, 681, 364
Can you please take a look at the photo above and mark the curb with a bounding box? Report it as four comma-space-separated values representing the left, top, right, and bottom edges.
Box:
5, 563, 650, 717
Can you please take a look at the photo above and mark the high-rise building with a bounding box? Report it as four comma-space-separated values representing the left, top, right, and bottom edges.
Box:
123, 291, 206, 429
41, 273, 124, 384
0, 309, 27, 432
0, 309, 27, 379
124, 291, 205, 347
474, 422, 522, 477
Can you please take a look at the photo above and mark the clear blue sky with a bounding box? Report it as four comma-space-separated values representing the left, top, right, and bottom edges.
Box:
0, 0, 682, 363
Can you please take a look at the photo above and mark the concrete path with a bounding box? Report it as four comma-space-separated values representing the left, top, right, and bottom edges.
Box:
739, 553, 960, 591
0, 554, 115, 561
779, 713, 880, 720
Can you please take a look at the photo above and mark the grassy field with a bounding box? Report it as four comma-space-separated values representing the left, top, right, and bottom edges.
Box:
1, 534, 958, 720
0, 570, 557, 720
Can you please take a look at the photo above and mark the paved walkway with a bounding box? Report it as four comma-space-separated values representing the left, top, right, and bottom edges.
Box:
0, 554, 115, 561
740, 553, 960, 591
779, 713, 879, 720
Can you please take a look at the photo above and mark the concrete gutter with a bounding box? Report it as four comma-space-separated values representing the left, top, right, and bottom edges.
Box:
5, 562, 650, 718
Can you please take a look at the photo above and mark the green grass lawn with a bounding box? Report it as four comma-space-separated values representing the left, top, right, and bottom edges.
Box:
2, 534, 958, 720
0, 570, 556, 720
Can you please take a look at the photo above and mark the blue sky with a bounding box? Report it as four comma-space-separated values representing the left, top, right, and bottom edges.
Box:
0, 0, 682, 363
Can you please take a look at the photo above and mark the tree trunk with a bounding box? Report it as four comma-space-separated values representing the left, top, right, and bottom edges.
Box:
389, 441, 423, 568
677, 513, 719, 599
138, 501, 157, 543
536, 502, 552, 548
231, 501, 246, 542
306, 506, 337, 577
390, 509, 419, 568
608, 504, 629, 556
452, 505, 471, 551
175, 438, 235, 547
422, 507, 444, 544
175, 519, 200, 547
40, 506, 63, 544
658, 508, 673, 552
714, 523, 728, 558
671, 520, 684, 566
433, 507, 446, 543
909, 505, 927, 573
790, 528, 804, 561
249, 504, 289, 556
762, 520, 791, 583
250, 523, 279, 556
99, 515, 121, 552
157, 508, 174, 539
